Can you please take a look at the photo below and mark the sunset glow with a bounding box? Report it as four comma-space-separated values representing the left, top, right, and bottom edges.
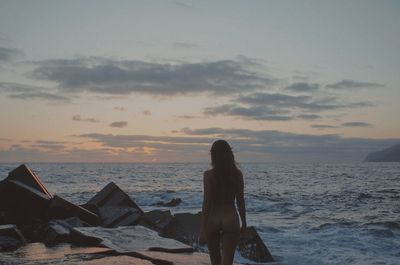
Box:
0, 0, 399, 162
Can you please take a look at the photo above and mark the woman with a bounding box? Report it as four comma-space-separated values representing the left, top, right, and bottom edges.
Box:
199, 140, 247, 265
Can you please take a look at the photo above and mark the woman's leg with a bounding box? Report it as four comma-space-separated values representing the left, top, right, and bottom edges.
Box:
220, 211, 240, 265
221, 231, 240, 265
207, 230, 221, 265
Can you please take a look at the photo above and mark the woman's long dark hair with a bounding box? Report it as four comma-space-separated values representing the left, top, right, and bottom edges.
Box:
210, 140, 240, 200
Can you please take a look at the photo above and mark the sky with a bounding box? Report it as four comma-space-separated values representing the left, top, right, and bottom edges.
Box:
0, 0, 399, 163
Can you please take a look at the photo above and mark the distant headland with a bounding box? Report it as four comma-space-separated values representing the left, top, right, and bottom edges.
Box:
365, 144, 400, 162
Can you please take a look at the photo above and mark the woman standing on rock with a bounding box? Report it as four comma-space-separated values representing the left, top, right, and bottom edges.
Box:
200, 140, 247, 265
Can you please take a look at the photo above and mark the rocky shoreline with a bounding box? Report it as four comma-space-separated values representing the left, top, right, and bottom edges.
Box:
0, 165, 274, 264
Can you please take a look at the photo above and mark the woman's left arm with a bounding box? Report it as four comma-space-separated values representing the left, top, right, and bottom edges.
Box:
199, 171, 211, 244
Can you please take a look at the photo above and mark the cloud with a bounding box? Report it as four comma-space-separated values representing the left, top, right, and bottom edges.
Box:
0, 82, 71, 102
204, 104, 292, 121
1, 129, 398, 162
237, 93, 349, 111
341, 122, 372, 127
0, 82, 40, 93
79, 133, 212, 146
74, 128, 400, 162
31, 140, 69, 151
203, 92, 373, 121
29, 56, 275, 96
326, 80, 385, 90
0, 47, 24, 63
296, 114, 321, 120
285, 82, 320, 92
72, 115, 100, 123
110, 121, 128, 128
311, 124, 339, 129
8, 92, 71, 102
0, 144, 159, 163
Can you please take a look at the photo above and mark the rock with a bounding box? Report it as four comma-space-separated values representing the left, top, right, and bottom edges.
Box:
7, 164, 52, 197
365, 144, 400, 162
98, 206, 141, 228
155, 198, 182, 207
63, 217, 91, 228
160, 212, 202, 247
76, 225, 193, 254
0, 180, 52, 225
85, 182, 144, 227
86, 182, 143, 213
0, 211, 11, 225
0, 224, 26, 252
237, 226, 274, 262
0, 165, 53, 225
139, 210, 173, 232
38, 220, 102, 247
46, 195, 100, 226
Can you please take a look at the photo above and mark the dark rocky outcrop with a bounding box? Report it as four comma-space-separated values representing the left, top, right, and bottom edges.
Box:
0, 179, 52, 225
365, 144, 400, 162
0, 165, 99, 226
36, 219, 102, 246
46, 195, 100, 226
160, 212, 202, 247
63, 217, 91, 228
237, 226, 274, 262
85, 182, 144, 228
0, 165, 53, 225
154, 198, 182, 207
0, 211, 11, 226
139, 210, 174, 232
0, 165, 275, 263
86, 182, 143, 212
7, 164, 52, 197
0, 224, 26, 252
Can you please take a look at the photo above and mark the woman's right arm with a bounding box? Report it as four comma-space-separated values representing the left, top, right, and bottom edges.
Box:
236, 170, 247, 232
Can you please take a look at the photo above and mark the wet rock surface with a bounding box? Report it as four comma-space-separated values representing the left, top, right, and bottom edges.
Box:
0, 242, 113, 264
139, 250, 241, 265
76, 225, 193, 253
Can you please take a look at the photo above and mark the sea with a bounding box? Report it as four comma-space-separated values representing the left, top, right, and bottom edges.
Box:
0, 162, 399, 265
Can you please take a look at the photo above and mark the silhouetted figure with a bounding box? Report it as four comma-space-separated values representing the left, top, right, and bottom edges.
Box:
199, 140, 247, 265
